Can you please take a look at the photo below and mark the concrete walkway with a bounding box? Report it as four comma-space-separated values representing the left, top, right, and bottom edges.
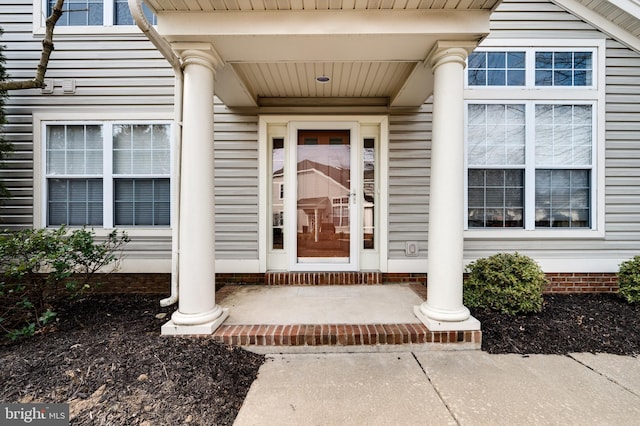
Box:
234, 351, 640, 425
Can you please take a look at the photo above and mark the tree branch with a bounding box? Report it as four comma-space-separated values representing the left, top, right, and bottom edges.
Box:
0, 0, 64, 91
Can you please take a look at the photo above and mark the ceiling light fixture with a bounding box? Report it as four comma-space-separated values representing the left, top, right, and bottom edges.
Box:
316, 75, 331, 83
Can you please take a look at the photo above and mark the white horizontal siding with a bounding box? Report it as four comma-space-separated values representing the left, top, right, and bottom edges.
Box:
213, 102, 260, 259
388, 106, 431, 259
602, 39, 640, 251
488, 0, 603, 39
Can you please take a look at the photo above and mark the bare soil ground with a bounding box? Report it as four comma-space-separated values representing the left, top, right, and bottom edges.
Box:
1, 292, 638, 425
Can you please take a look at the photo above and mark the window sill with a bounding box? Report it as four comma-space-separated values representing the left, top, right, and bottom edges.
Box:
45, 227, 172, 239
33, 25, 149, 37
464, 228, 604, 240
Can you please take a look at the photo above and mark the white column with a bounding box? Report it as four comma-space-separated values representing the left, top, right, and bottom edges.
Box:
415, 42, 480, 331
162, 43, 229, 335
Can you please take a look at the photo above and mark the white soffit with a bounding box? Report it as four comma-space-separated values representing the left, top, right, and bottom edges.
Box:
145, 0, 501, 12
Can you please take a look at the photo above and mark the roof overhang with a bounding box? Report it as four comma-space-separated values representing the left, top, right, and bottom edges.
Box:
142, 2, 498, 108
551, 0, 640, 52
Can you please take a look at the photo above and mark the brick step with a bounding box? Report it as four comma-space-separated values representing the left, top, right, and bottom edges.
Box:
265, 272, 382, 285
212, 323, 481, 348
216, 272, 427, 286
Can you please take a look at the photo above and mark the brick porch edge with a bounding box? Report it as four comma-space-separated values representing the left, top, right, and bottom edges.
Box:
211, 323, 481, 347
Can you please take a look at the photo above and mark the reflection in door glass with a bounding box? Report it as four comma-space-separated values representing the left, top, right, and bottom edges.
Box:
272, 138, 284, 250
363, 138, 375, 250
297, 130, 350, 259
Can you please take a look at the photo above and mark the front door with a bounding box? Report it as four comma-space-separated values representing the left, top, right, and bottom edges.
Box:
265, 117, 385, 273
289, 124, 359, 270
296, 130, 353, 263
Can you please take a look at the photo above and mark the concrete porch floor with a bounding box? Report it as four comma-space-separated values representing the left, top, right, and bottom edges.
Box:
211, 284, 481, 352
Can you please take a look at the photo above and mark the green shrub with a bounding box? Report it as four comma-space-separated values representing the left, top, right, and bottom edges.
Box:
0, 226, 129, 340
617, 256, 640, 304
464, 252, 547, 315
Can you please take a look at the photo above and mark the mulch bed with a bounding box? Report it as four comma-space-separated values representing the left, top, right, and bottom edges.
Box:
0, 292, 638, 425
472, 293, 640, 355
0, 296, 264, 425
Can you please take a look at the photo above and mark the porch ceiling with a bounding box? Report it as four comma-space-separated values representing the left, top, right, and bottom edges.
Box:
145, 1, 500, 108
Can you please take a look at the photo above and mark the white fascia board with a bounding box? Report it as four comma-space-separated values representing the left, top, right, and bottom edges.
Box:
387, 259, 428, 273
159, 9, 491, 37
551, 0, 640, 52
215, 65, 258, 107
159, 10, 490, 64
491, 257, 624, 273
215, 259, 261, 273
118, 259, 262, 274
390, 62, 434, 107
116, 257, 623, 273
462, 256, 622, 273
109, 258, 171, 273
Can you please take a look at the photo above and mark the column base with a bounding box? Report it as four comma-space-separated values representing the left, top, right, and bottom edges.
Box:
414, 305, 480, 332
161, 308, 229, 335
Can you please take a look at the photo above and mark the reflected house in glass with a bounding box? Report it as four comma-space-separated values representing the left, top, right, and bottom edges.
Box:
296, 159, 351, 258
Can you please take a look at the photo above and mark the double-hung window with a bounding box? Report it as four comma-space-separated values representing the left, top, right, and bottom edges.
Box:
44, 122, 171, 228
45, 0, 156, 27
465, 44, 601, 232
467, 103, 526, 228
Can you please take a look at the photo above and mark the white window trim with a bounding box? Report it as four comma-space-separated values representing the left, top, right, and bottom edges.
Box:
466, 47, 598, 91
34, 0, 150, 35
34, 112, 173, 238
464, 39, 605, 239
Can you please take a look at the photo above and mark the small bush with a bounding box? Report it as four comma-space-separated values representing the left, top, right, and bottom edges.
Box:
617, 256, 640, 304
0, 226, 129, 340
464, 252, 547, 315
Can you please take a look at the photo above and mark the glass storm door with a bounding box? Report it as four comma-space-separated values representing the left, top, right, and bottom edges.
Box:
294, 129, 357, 269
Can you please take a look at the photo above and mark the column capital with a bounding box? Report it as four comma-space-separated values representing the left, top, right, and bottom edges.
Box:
426, 40, 478, 72
171, 42, 225, 73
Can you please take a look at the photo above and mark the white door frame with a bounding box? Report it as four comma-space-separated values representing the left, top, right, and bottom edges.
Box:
259, 115, 389, 273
